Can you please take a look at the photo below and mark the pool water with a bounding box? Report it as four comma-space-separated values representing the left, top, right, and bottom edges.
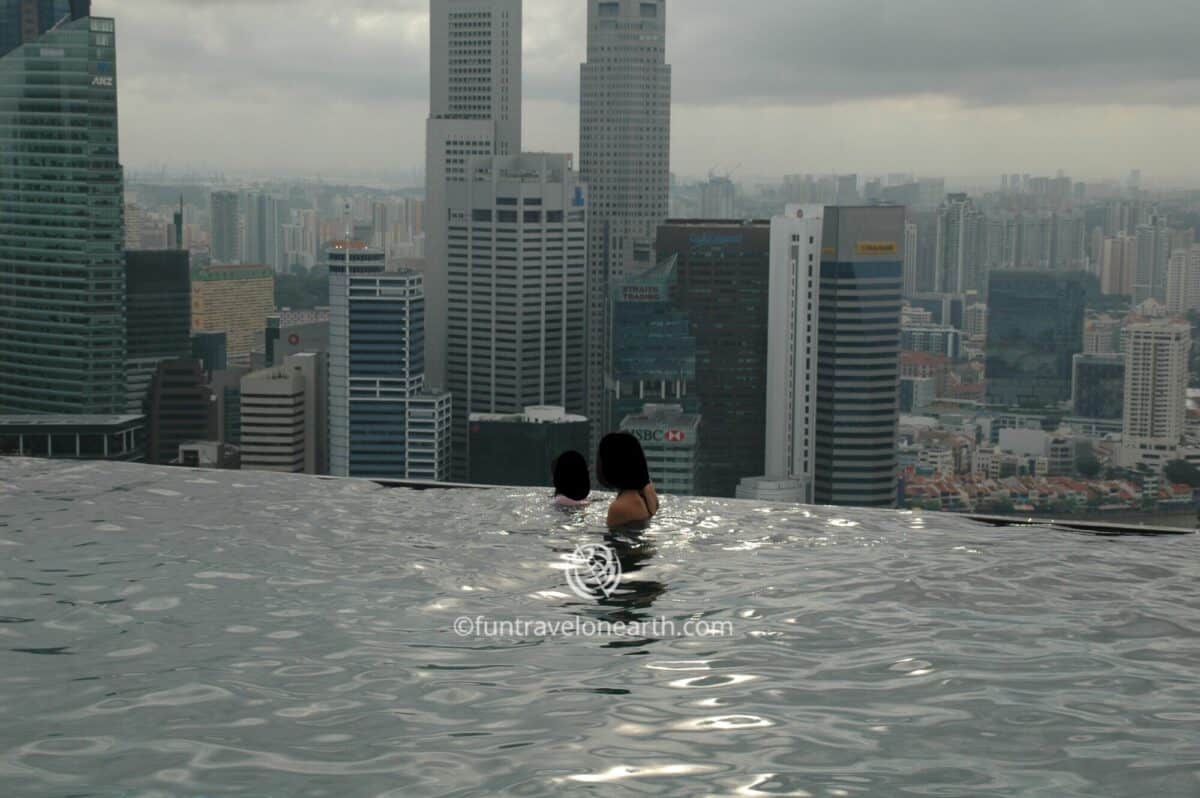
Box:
0, 459, 1198, 797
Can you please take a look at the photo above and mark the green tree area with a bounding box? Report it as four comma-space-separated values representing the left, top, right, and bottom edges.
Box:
1164, 459, 1200, 488
275, 266, 329, 310
1076, 452, 1102, 479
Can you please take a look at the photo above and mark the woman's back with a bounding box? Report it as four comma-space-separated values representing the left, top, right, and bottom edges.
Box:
596, 433, 658, 528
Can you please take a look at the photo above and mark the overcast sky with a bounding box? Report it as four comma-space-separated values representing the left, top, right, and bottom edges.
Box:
94, 0, 1200, 185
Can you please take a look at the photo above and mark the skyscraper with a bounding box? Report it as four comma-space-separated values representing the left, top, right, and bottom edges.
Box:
986, 271, 1087, 408
190, 263, 276, 365
903, 222, 918, 297
581, 0, 671, 438
609, 255, 696, 426
124, 250, 192, 413
1165, 246, 1200, 316
744, 206, 905, 508
243, 192, 284, 273
763, 205, 823, 501
1134, 216, 1171, 305
700, 176, 735, 219
656, 220, 770, 498
424, 0, 522, 391
934, 194, 986, 295
210, 191, 240, 264
0, 6, 126, 414
445, 153, 588, 479
1121, 320, 1190, 470
328, 243, 452, 481
813, 206, 906, 508
1, 0, 76, 59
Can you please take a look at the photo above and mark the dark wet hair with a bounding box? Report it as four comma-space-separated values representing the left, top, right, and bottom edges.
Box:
596, 433, 651, 492
552, 450, 591, 501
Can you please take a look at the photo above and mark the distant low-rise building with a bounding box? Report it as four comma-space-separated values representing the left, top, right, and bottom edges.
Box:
468, 406, 590, 488
0, 415, 145, 462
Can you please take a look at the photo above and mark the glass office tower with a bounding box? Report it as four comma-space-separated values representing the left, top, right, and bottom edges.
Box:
0, 8, 126, 413
985, 270, 1087, 408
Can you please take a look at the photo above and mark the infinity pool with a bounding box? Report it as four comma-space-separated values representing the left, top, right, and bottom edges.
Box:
1, 459, 1198, 797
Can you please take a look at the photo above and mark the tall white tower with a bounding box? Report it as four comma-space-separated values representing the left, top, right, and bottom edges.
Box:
737, 205, 824, 504
1121, 319, 1191, 470
580, 0, 671, 441
425, 0, 523, 392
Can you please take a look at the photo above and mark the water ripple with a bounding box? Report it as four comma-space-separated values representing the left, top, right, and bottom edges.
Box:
0, 459, 1198, 797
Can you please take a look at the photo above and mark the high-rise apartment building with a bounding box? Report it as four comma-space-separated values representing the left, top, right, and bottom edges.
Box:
445, 153, 588, 479
986, 271, 1087, 408
0, 7, 126, 414
328, 244, 452, 481
580, 0, 671, 438
424, 0, 522, 392
700, 176, 735, 219
243, 192, 284, 273
1121, 320, 1191, 469
210, 191, 240, 264
656, 220, 770, 498
240, 352, 327, 475
934, 194, 986, 295
190, 263, 276, 365
1134, 217, 1171, 304
1166, 246, 1200, 317
903, 222, 919, 297
125, 251, 192, 413
1101, 234, 1137, 296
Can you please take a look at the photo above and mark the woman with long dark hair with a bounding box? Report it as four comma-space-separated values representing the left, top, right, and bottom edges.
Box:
596, 433, 659, 527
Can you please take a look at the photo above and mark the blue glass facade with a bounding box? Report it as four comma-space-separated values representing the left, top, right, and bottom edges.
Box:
986, 270, 1087, 408
610, 255, 697, 425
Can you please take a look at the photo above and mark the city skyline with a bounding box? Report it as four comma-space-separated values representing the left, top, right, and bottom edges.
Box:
94, 0, 1200, 182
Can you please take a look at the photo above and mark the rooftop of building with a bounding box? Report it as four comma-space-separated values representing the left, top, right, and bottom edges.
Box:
0, 414, 144, 428
0, 457, 1195, 794
470, 406, 588, 425
620, 403, 701, 431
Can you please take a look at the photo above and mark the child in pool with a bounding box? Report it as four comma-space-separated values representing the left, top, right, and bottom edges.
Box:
552, 451, 591, 508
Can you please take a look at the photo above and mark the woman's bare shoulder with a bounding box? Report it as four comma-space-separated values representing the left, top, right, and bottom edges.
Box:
607, 493, 649, 527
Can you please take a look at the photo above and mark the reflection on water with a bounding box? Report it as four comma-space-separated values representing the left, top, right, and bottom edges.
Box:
0, 458, 1199, 797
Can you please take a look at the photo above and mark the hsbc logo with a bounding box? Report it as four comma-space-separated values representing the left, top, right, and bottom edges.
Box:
632, 428, 688, 445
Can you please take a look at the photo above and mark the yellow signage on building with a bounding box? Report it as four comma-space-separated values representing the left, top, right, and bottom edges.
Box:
856, 241, 899, 255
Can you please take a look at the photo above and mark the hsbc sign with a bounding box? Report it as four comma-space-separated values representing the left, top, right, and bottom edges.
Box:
631, 428, 688, 445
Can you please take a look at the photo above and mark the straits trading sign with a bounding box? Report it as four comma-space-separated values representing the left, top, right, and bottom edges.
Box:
856, 241, 899, 255
621, 285, 662, 302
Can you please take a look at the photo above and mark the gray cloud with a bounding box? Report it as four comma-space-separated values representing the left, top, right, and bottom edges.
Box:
93, 0, 1200, 178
